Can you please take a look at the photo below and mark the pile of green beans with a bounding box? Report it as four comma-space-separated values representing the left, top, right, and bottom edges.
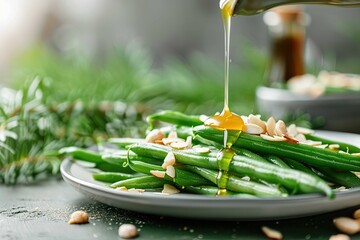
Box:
60, 110, 360, 199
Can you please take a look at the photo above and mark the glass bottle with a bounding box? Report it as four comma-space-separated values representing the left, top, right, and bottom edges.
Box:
232, 0, 360, 15
263, 5, 308, 87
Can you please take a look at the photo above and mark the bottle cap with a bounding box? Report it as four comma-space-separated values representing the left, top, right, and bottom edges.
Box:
272, 5, 304, 22
263, 5, 310, 26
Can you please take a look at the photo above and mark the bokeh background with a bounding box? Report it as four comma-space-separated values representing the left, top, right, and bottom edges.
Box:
0, 0, 359, 115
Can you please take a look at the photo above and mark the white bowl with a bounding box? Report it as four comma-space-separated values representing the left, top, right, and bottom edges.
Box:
256, 86, 360, 133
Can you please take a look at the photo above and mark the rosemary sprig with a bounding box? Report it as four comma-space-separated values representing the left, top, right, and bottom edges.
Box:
0, 78, 146, 184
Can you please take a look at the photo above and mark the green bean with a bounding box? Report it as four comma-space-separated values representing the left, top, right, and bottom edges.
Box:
225, 149, 288, 192
305, 134, 360, 153
59, 147, 137, 173
231, 155, 332, 197
193, 125, 360, 171
170, 167, 212, 187
129, 160, 162, 172
108, 138, 145, 148
312, 168, 360, 188
282, 158, 316, 176
95, 162, 134, 173
265, 155, 290, 169
193, 135, 223, 149
183, 185, 222, 195
59, 147, 102, 164
265, 156, 360, 188
92, 172, 140, 183
130, 143, 334, 198
130, 143, 210, 167
233, 148, 269, 164
129, 160, 211, 187
101, 151, 162, 166
147, 110, 203, 128
184, 186, 258, 198
256, 178, 289, 195
185, 166, 286, 197
185, 139, 269, 165
110, 175, 165, 189
185, 146, 287, 193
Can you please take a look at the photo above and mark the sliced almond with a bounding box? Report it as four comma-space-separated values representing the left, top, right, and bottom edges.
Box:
154, 139, 164, 145
150, 170, 166, 179
287, 124, 298, 137
145, 129, 165, 143
185, 136, 192, 149
117, 186, 128, 191
194, 147, 211, 154
161, 184, 180, 195
339, 150, 350, 155
241, 115, 248, 123
161, 184, 180, 194
356, 219, 360, 228
333, 217, 360, 235
334, 186, 347, 192
329, 234, 351, 240
170, 141, 189, 150
166, 165, 176, 178
273, 136, 287, 141
244, 123, 264, 135
161, 138, 173, 145
128, 188, 145, 193
295, 133, 307, 142
266, 117, 276, 136
274, 120, 287, 137
247, 114, 266, 133
162, 137, 185, 146
162, 152, 176, 169
168, 131, 178, 139
300, 140, 323, 146
260, 134, 286, 142
261, 226, 282, 240
329, 144, 340, 150
199, 114, 208, 122
315, 144, 329, 149
296, 126, 315, 135
284, 135, 299, 144
353, 209, 360, 219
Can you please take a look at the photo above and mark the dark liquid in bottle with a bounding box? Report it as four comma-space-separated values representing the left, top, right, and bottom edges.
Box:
266, 6, 306, 86
268, 32, 305, 84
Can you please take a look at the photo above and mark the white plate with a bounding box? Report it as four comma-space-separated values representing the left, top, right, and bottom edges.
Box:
61, 130, 360, 220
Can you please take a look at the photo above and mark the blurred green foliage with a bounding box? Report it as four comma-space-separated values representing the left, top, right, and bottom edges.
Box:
11, 42, 267, 116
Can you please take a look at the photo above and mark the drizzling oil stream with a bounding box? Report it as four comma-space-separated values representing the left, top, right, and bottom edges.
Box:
205, 0, 244, 133
204, 0, 244, 196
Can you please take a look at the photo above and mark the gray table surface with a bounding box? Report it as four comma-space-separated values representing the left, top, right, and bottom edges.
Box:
1, 176, 360, 240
